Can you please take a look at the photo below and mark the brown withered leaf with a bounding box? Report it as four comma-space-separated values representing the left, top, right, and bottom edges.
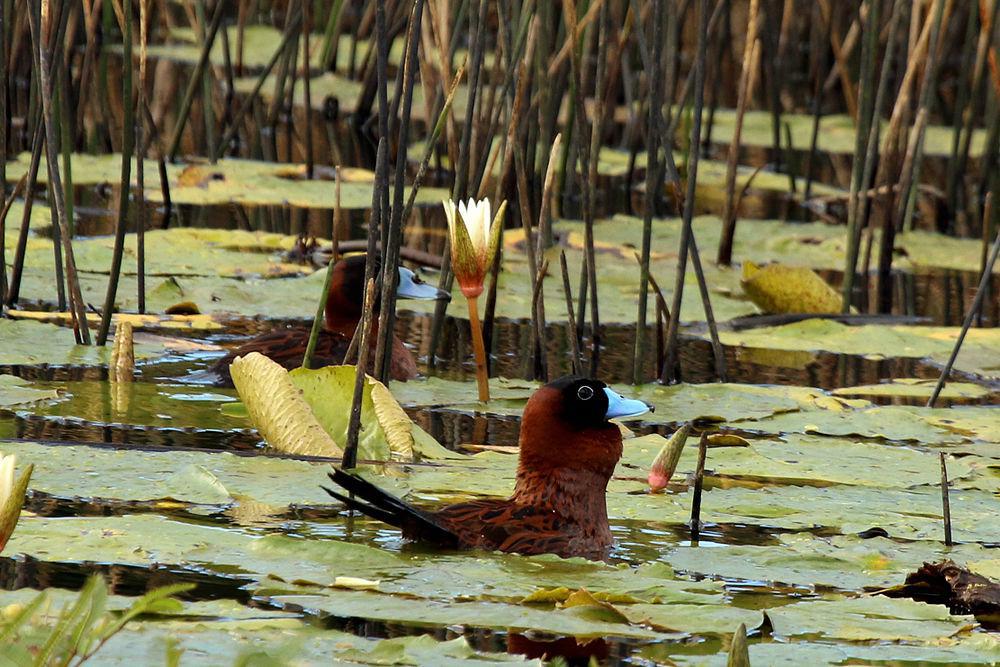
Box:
882, 560, 1000, 627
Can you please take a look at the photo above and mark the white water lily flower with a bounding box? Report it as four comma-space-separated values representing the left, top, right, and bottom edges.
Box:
0, 452, 33, 554
442, 197, 507, 298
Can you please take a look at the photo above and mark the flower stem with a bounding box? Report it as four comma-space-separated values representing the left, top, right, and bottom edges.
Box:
466, 295, 490, 403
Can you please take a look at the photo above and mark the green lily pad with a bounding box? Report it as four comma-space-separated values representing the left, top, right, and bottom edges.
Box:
713, 319, 1000, 381
831, 378, 990, 400
4, 584, 535, 666
664, 533, 995, 591
765, 594, 970, 641
5, 153, 449, 211
0, 320, 178, 367
138, 25, 404, 73
706, 109, 988, 158
0, 375, 59, 407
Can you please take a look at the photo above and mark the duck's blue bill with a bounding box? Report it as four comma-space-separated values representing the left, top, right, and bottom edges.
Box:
603, 387, 652, 420
396, 267, 451, 300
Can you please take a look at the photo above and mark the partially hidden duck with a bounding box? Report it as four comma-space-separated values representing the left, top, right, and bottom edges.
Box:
324, 376, 652, 560
211, 254, 449, 386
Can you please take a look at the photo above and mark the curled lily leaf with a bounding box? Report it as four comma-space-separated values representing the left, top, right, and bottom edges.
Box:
442, 198, 507, 298
0, 452, 33, 554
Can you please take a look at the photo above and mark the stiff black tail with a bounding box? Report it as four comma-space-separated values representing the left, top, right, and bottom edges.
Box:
323, 468, 460, 548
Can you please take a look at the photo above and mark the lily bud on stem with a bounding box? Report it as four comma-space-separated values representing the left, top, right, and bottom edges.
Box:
443, 197, 507, 405
466, 295, 490, 402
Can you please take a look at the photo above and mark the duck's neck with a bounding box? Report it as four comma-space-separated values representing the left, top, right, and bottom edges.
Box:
510, 466, 612, 538
324, 312, 363, 337
323, 294, 364, 336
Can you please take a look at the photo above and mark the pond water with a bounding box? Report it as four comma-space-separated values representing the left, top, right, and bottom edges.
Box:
3, 5, 1000, 664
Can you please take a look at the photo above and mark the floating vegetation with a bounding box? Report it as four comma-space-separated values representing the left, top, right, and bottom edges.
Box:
1, 0, 999, 664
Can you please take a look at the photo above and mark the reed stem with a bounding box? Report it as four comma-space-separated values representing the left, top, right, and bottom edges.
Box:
664, 0, 711, 383
927, 194, 999, 408
342, 277, 377, 470
303, 168, 341, 370
166, 1, 225, 162
97, 0, 135, 347
32, 0, 89, 343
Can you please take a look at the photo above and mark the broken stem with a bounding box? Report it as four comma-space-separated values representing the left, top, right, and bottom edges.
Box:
690, 432, 709, 541
940, 452, 953, 546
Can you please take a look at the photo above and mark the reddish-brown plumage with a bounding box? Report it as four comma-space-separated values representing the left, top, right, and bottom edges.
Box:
325, 376, 651, 560
210, 255, 440, 386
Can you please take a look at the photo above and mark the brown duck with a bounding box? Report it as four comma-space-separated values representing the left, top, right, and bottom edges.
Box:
210, 254, 449, 386
324, 376, 652, 560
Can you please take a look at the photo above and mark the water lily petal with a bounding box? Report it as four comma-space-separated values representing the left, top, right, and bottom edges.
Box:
450, 205, 484, 298
0, 457, 31, 554
481, 199, 492, 252
485, 200, 507, 271
0, 454, 13, 504
442, 199, 458, 249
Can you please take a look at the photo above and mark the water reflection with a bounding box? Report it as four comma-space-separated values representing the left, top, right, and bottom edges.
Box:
397, 312, 996, 396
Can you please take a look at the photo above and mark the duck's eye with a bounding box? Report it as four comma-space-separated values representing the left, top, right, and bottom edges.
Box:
576, 385, 595, 401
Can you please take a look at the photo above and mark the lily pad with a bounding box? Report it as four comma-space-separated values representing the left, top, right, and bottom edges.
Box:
712, 319, 1000, 381
765, 594, 971, 642
706, 109, 988, 158
5, 153, 449, 211
831, 378, 991, 400
0, 319, 178, 368
0, 376, 59, 407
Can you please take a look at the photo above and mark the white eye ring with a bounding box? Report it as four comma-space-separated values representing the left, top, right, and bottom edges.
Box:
577, 385, 595, 400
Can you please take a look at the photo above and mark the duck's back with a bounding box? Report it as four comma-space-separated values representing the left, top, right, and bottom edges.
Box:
211, 327, 419, 386
211, 326, 348, 386
431, 499, 609, 559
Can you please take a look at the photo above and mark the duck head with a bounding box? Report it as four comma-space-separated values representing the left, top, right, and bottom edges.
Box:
324, 254, 450, 334
517, 376, 652, 479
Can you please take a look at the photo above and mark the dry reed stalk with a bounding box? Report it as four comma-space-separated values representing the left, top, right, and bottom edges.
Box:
716, 0, 761, 266
559, 250, 583, 376
344, 138, 388, 469
97, 0, 136, 346
663, 0, 711, 383
817, 0, 860, 119
213, 9, 302, 161
166, 0, 224, 161
0, 175, 28, 305
947, 1, 998, 223
376, 0, 426, 384
633, 0, 665, 383
32, 1, 90, 343
841, 0, 883, 311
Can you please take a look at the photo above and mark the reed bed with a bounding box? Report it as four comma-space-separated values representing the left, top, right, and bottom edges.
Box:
0, 0, 995, 386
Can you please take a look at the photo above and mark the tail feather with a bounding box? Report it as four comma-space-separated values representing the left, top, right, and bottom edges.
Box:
320, 486, 400, 525
324, 469, 460, 548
